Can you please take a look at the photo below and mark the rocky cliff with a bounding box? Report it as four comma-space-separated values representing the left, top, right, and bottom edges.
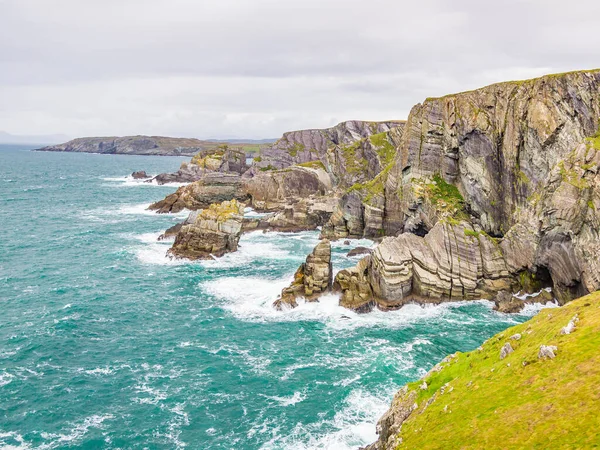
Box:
152, 146, 247, 184
148, 173, 250, 213
273, 240, 333, 309
167, 199, 245, 260
363, 290, 600, 449
333, 70, 600, 307
37, 135, 219, 156
249, 120, 403, 175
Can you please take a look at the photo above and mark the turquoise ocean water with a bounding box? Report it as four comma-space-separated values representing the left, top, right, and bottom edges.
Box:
0, 146, 546, 449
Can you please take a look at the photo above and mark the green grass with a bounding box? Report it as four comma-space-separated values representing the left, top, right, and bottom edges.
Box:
413, 174, 466, 219
288, 142, 305, 157
339, 140, 368, 175
424, 68, 600, 102
392, 290, 600, 449
297, 160, 326, 170
347, 162, 393, 204
259, 164, 277, 172
369, 131, 396, 165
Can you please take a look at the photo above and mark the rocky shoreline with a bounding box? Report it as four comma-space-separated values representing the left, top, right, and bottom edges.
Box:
137, 69, 600, 318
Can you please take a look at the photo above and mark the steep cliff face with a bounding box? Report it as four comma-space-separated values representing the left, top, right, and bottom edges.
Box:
385, 70, 600, 237
332, 70, 600, 306
250, 120, 403, 175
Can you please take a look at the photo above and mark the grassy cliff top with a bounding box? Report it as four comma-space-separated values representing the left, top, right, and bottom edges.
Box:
393, 290, 600, 449
425, 68, 600, 102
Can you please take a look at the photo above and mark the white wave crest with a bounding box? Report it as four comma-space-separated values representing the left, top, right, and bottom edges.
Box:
260, 387, 395, 450
201, 275, 489, 330
102, 175, 188, 188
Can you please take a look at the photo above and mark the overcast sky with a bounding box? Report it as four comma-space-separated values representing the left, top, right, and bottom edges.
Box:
1, 0, 599, 140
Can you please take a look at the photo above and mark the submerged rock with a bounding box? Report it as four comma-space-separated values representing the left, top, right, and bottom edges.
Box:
273, 240, 332, 309
167, 199, 245, 260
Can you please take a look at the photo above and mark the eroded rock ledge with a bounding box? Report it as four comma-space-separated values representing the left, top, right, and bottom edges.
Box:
167, 199, 245, 260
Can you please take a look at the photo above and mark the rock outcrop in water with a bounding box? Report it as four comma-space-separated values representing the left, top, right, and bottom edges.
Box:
273, 240, 333, 309
333, 70, 600, 308
167, 199, 245, 260
148, 121, 406, 226
148, 173, 250, 213
131, 170, 150, 179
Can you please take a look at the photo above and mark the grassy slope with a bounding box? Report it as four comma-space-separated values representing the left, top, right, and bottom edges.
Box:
397, 291, 600, 449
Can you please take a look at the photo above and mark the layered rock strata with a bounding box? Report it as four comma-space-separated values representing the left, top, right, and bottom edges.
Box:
243, 196, 338, 233
152, 147, 247, 184
249, 120, 403, 175
244, 165, 333, 211
148, 173, 249, 213
167, 199, 245, 260
273, 240, 332, 309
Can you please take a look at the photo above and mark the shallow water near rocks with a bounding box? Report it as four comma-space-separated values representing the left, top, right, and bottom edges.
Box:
0, 145, 549, 449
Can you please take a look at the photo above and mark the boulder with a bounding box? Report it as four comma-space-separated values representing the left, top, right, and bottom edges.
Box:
334, 256, 375, 312
493, 291, 526, 313
167, 199, 245, 260
274, 240, 332, 309
500, 343, 514, 360
538, 345, 558, 360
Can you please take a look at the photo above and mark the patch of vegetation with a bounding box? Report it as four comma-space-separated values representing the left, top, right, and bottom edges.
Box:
259, 165, 277, 172
288, 142, 306, 157
463, 228, 480, 238
297, 160, 326, 170
517, 169, 530, 184
397, 290, 600, 449
558, 161, 589, 189
347, 163, 392, 205
369, 132, 396, 166
339, 140, 368, 175
253, 156, 262, 163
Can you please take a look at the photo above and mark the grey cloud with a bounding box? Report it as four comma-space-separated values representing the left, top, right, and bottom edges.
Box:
0, 0, 599, 138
